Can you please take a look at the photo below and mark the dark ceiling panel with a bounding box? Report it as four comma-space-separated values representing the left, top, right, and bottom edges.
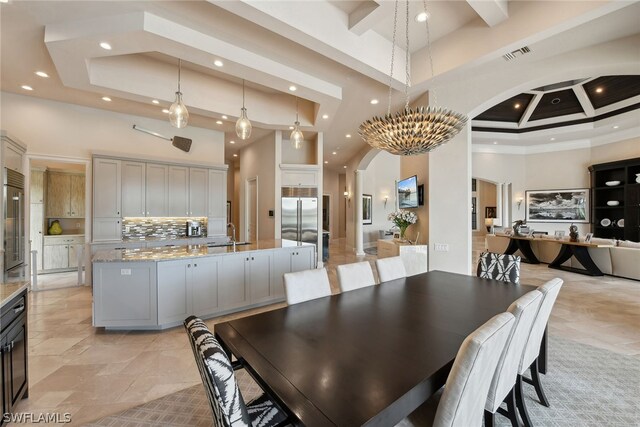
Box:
529, 89, 583, 121
474, 93, 534, 122
583, 75, 640, 109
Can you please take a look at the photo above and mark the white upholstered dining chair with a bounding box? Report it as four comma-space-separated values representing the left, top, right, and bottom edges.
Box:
484, 290, 543, 427
336, 261, 376, 292
283, 268, 332, 305
397, 312, 516, 427
515, 278, 563, 427
375, 256, 407, 282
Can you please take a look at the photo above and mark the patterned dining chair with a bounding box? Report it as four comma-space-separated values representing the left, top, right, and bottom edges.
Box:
484, 290, 544, 427
336, 261, 376, 292
375, 256, 407, 282
477, 251, 521, 284
515, 278, 563, 427
397, 312, 516, 427
283, 268, 332, 305
184, 316, 289, 427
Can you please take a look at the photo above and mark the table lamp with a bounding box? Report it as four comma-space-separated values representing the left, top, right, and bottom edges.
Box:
485, 218, 494, 233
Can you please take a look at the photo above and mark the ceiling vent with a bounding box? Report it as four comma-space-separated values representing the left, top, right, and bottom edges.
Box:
503, 46, 531, 61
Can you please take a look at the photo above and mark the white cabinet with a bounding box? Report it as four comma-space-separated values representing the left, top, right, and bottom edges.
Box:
248, 251, 272, 304
280, 165, 319, 187
145, 163, 169, 216
220, 251, 278, 306
189, 168, 208, 217
121, 161, 146, 217
219, 253, 249, 310
93, 158, 121, 217
2, 137, 25, 173
157, 257, 220, 324
30, 204, 44, 272
93, 218, 122, 242
208, 169, 227, 236
93, 262, 157, 328
271, 246, 315, 299
168, 166, 189, 217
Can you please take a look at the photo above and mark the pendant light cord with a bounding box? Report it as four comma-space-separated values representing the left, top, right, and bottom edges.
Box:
242, 79, 246, 108
421, 0, 437, 106
387, 1, 399, 115
404, 0, 410, 111
177, 59, 181, 93
295, 97, 299, 122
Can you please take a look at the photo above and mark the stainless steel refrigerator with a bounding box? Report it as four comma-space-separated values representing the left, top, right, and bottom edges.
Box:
281, 187, 318, 245
4, 168, 26, 281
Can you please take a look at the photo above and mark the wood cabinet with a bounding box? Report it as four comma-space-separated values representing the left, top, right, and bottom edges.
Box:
30, 170, 44, 204
121, 161, 146, 217
589, 157, 640, 242
46, 172, 85, 218
43, 235, 84, 271
93, 158, 121, 218
1, 290, 28, 426
92, 262, 157, 328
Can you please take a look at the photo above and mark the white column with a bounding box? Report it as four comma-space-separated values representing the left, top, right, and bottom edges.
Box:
502, 183, 511, 227
355, 169, 365, 256
495, 183, 504, 227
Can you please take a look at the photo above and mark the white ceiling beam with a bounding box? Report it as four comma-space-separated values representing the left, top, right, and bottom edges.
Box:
518, 93, 543, 127
348, 1, 394, 36
466, 0, 509, 27
573, 86, 596, 117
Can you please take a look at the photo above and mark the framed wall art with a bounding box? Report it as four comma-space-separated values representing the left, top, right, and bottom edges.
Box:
363, 194, 372, 225
525, 189, 589, 223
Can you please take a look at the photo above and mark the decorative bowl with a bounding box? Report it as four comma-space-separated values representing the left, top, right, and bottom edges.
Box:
600, 218, 611, 227
605, 180, 621, 186
617, 219, 625, 227
607, 201, 620, 206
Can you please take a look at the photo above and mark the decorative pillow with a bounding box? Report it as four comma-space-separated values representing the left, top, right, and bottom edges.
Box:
589, 237, 617, 246
617, 240, 640, 249
477, 252, 521, 284
185, 316, 251, 426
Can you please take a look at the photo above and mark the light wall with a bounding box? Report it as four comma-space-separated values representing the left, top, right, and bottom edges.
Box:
338, 173, 346, 238
322, 168, 340, 239
362, 151, 400, 247
238, 132, 276, 241
473, 137, 640, 236
1, 92, 225, 163
400, 153, 429, 244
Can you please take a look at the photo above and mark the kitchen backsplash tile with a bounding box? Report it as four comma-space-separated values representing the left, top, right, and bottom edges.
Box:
122, 217, 207, 241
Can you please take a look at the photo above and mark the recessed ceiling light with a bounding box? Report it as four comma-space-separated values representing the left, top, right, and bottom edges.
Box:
0, 0, 9, 4
151, 99, 160, 104
550, 137, 556, 141
162, 109, 170, 114
595, 87, 603, 93
99, 42, 112, 50
289, 85, 297, 92
222, 115, 228, 119
21, 85, 33, 91
613, 125, 619, 129
346, 134, 351, 138
214, 60, 224, 67
493, 141, 498, 145
229, 140, 235, 144
216, 120, 223, 125
332, 151, 337, 155
322, 114, 329, 119
289, 126, 294, 130
514, 103, 521, 109
343, 165, 347, 169
101, 96, 112, 102
370, 99, 379, 105
415, 12, 430, 22
233, 154, 238, 157
324, 161, 328, 164
35, 71, 49, 78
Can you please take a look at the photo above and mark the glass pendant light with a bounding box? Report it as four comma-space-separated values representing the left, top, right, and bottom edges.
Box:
169, 59, 189, 128
290, 97, 304, 149
235, 79, 252, 140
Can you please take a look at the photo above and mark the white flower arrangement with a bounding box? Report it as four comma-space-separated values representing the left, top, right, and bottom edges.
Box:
388, 210, 418, 228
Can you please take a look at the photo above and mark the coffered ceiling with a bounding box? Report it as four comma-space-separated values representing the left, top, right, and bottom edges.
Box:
1, 1, 639, 168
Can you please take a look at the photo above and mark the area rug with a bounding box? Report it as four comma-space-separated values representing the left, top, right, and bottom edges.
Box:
84, 336, 640, 426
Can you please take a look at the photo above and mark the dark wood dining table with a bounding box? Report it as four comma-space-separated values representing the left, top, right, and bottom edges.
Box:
215, 270, 540, 427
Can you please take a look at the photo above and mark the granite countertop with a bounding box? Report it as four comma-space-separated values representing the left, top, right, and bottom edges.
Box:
1, 282, 29, 309
91, 236, 224, 245
92, 239, 314, 262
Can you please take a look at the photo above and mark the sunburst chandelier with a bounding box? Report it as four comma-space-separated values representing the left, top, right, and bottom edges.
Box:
359, 0, 467, 156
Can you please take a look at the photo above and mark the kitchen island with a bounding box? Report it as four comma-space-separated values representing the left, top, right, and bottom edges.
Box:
92, 239, 315, 330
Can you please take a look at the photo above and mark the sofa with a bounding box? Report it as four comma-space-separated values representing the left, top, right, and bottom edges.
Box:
485, 234, 639, 281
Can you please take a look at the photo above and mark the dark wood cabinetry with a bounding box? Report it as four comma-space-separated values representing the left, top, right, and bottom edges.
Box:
589, 157, 640, 242
1, 290, 28, 425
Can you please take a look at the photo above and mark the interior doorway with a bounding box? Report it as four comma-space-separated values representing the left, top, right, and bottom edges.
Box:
246, 177, 258, 242
322, 194, 331, 233
27, 156, 90, 291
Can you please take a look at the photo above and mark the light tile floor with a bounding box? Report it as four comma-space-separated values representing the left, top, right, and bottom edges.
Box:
11, 238, 640, 425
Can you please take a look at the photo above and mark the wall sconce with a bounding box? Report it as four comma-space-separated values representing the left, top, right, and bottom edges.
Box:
383, 196, 388, 208
517, 197, 524, 210
344, 190, 350, 207
485, 218, 494, 233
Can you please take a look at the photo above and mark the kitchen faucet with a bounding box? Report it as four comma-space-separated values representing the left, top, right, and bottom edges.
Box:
227, 222, 236, 251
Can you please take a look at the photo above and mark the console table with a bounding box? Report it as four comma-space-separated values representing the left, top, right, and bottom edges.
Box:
502, 235, 613, 276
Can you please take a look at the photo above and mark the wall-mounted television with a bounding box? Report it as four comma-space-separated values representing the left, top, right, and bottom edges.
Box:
397, 175, 418, 208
